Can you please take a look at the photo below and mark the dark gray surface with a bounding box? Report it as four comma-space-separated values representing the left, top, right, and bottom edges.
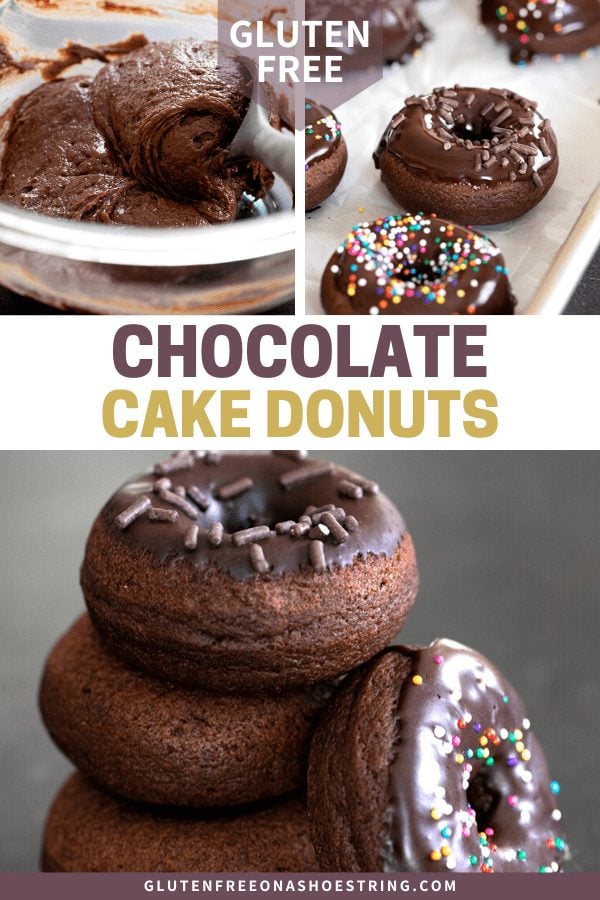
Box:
563, 249, 600, 315
0, 451, 599, 871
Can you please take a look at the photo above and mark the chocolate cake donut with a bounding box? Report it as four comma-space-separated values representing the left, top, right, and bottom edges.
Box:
0, 40, 277, 226
43, 773, 316, 872
305, 100, 347, 211
374, 87, 558, 225
308, 639, 568, 873
321, 213, 516, 314
481, 1, 600, 64
81, 452, 418, 693
40, 615, 330, 807
305, 1, 428, 69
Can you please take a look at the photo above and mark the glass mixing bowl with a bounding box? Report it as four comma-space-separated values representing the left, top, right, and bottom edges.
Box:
0, 0, 295, 313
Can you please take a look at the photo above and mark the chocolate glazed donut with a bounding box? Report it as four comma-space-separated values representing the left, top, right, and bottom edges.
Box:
374, 87, 559, 225
481, 1, 600, 64
81, 452, 419, 693
321, 212, 516, 315
305, 100, 348, 211
308, 639, 569, 873
305, 0, 428, 69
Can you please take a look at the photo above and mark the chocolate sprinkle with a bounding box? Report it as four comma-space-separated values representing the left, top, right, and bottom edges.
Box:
115, 496, 151, 530
207, 522, 224, 547
153, 477, 172, 493
279, 461, 332, 490
338, 480, 364, 500
309, 540, 326, 573
232, 525, 272, 546
271, 450, 308, 461
158, 489, 199, 520
249, 543, 269, 574
216, 477, 254, 500
321, 511, 349, 544
307, 504, 335, 516
148, 507, 178, 523
154, 453, 194, 476
290, 522, 310, 538
184, 524, 199, 550
309, 524, 330, 541
275, 520, 296, 535
203, 452, 222, 465
344, 515, 358, 533
351, 476, 379, 496
187, 485, 211, 511
312, 507, 346, 525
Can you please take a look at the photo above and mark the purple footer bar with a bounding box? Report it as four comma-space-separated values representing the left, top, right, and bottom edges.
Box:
1, 873, 598, 899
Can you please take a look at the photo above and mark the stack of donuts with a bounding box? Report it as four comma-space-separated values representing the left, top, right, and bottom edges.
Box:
39, 452, 567, 873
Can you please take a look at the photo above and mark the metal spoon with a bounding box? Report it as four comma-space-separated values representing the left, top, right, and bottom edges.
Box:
228, 58, 295, 188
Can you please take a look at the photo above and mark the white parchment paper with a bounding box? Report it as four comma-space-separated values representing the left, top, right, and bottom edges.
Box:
305, 0, 600, 314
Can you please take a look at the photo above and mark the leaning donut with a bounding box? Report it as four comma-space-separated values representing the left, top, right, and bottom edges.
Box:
308, 638, 568, 873
81, 451, 419, 693
374, 86, 558, 225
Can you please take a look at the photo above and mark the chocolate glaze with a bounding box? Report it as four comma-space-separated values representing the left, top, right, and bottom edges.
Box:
0, 40, 276, 226
383, 640, 568, 873
305, 0, 428, 69
321, 213, 516, 315
305, 100, 342, 169
481, 0, 600, 63
102, 452, 407, 580
374, 87, 557, 188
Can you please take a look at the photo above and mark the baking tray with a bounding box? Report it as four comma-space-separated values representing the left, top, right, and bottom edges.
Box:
305, 0, 600, 315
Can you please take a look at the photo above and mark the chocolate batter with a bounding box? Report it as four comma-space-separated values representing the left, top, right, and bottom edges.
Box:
0, 40, 277, 226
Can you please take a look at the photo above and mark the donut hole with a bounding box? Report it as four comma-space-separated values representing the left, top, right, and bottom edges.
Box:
213, 490, 313, 533
452, 118, 497, 144
466, 769, 501, 832
392, 255, 453, 288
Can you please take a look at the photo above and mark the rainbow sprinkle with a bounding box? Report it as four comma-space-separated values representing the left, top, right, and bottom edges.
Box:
305, 101, 342, 171
488, 1, 596, 64
329, 213, 505, 314
421, 652, 567, 873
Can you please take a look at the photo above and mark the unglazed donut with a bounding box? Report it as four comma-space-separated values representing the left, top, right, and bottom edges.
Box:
321, 213, 516, 314
43, 773, 316, 872
40, 615, 331, 807
481, 1, 600, 64
308, 639, 568, 873
81, 452, 419, 693
305, 100, 348, 210
374, 87, 559, 225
